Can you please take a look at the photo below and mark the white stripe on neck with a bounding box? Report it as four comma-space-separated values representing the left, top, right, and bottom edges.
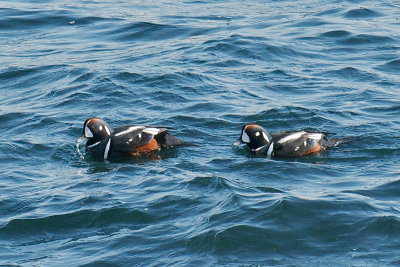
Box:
87, 141, 101, 148
104, 139, 111, 159
254, 143, 268, 152
267, 142, 274, 157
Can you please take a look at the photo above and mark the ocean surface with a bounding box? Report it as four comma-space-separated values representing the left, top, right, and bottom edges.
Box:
1, 0, 399, 265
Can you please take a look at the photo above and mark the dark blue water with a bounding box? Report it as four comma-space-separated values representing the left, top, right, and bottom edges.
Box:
1, 0, 399, 265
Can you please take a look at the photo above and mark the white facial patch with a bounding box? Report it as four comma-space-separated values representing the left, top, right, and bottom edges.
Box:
262, 132, 270, 143
241, 130, 250, 143
255, 132, 260, 137
85, 125, 93, 138
99, 125, 103, 131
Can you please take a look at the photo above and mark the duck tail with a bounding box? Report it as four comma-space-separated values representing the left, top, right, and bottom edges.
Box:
327, 136, 357, 147
155, 131, 197, 147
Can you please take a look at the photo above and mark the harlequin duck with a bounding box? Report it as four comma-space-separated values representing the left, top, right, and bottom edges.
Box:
234, 124, 340, 157
76, 118, 189, 159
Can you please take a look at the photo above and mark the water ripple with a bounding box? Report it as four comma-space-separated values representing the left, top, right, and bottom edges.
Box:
1, 0, 399, 265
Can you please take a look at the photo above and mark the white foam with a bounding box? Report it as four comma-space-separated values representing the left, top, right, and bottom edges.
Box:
75, 142, 85, 160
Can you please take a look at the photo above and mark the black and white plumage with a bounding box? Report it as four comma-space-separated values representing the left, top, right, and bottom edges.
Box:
234, 124, 340, 157
76, 118, 188, 159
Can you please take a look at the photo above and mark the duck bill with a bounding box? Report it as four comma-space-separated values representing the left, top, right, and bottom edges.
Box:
233, 138, 243, 146
76, 135, 87, 144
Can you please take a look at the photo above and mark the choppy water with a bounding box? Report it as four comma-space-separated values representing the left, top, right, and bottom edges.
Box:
1, 0, 400, 265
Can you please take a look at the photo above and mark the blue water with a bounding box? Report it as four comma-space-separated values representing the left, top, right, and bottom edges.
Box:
1, 0, 400, 265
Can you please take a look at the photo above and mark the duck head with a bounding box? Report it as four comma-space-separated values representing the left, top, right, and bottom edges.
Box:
234, 124, 271, 150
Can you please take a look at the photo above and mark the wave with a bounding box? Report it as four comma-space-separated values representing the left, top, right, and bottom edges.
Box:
0, 207, 155, 239
377, 59, 400, 73
186, 196, 388, 258
339, 34, 395, 46
343, 7, 382, 19
108, 21, 191, 42
320, 67, 379, 82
